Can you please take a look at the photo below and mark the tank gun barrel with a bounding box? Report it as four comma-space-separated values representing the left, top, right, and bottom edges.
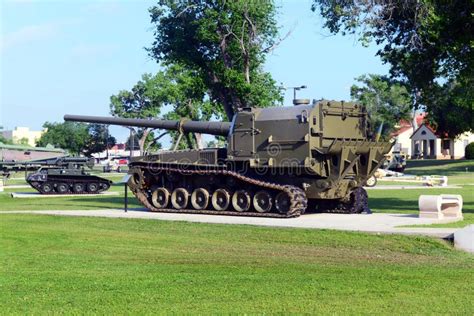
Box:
64, 114, 231, 137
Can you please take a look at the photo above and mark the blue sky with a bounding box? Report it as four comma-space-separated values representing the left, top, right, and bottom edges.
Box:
1, 0, 388, 142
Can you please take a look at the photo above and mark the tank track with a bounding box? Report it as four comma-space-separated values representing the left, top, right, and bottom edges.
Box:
27, 176, 111, 195
317, 187, 370, 214
129, 164, 308, 218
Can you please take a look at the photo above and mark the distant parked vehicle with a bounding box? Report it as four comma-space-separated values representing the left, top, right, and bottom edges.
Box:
102, 157, 128, 173
383, 151, 407, 172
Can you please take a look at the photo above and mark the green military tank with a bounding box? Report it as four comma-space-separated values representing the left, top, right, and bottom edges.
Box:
65, 99, 392, 217
25, 157, 112, 194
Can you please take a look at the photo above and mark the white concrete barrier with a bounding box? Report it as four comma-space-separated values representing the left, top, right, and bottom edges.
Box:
454, 225, 473, 253
419, 195, 463, 220
423, 175, 448, 187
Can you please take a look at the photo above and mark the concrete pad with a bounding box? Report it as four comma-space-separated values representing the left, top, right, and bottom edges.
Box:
10, 191, 119, 198
1, 209, 459, 239
4, 185, 30, 189
454, 225, 473, 253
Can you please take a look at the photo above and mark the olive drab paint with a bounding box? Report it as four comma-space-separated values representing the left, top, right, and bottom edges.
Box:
64, 99, 392, 217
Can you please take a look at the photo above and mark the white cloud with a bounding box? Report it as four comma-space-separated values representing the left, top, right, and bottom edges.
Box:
0, 22, 59, 51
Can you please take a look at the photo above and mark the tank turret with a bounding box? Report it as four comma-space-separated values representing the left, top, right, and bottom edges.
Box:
64, 100, 392, 217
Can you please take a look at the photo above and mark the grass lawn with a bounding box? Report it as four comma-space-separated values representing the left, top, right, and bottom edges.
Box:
1, 214, 473, 314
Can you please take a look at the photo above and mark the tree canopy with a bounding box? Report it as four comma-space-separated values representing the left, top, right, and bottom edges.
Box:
37, 122, 89, 155
148, 0, 284, 120
110, 64, 213, 151
350, 74, 412, 140
312, 0, 473, 136
83, 124, 117, 157
0, 135, 13, 145
37, 122, 116, 156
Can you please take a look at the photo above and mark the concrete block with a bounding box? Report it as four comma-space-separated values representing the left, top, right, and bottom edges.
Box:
454, 225, 474, 253
419, 195, 463, 220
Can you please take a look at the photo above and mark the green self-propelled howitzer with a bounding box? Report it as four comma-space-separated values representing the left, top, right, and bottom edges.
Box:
25, 157, 112, 194
65, 99, 392, 217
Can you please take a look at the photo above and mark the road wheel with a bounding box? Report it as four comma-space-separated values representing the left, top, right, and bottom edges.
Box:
275, 191, 291, 214
56, 183, 69, 194
232, 190, 251, 212
151, 187, 170, 209
171, 188, 190, 209
365, 176, 377, 187
212, 189, 231, 211
87, 182, 99, 193
253, 190, 273, 213
41, 182, 53, 194
73, 183, 85, 193
191, 188, 210, 210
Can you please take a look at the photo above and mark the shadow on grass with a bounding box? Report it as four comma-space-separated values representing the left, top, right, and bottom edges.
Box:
369, 197, 419, 213
66, 196, 141, 209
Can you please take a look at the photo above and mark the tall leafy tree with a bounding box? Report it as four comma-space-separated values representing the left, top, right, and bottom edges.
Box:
148, 0, 284, 120
83, 124, 117, 157
426, 79, 473, 138
37, 122, 89, 155
312, 0, 473, 136
350, 74, 412, 140
110, 65, 212, 151
37, 122, 116, 156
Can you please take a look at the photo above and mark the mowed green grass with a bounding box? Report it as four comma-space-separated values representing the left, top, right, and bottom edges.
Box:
1, 214, 473, 314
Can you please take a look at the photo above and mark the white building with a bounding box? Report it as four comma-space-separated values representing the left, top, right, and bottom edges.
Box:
411, 125, 474, 159
1, 127, 45, 147
391, 114, 474, 159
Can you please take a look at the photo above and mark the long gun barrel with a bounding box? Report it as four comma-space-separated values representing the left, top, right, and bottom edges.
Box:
64, 114, 232, 137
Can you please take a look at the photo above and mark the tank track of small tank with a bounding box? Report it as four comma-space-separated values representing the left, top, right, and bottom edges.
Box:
27, 176, 111, 195
129, 164, 308, 218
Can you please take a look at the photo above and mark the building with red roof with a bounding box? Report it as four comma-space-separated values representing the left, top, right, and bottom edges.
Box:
391, 113, 474, 159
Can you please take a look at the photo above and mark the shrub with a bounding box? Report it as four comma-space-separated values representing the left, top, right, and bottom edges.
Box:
465, 142, 474, 159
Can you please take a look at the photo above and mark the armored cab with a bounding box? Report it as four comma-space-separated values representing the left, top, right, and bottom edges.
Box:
26, 157, 112, 194
65, 99, 392, 217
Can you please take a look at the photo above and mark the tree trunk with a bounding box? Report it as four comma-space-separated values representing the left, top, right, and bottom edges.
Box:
139, 128, 151, 155
244, 53, 250, 84
194, 133, 203, 149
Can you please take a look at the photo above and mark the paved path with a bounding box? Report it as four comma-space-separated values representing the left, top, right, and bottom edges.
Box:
2, 209, 459, 238
3, 185, 30, 189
